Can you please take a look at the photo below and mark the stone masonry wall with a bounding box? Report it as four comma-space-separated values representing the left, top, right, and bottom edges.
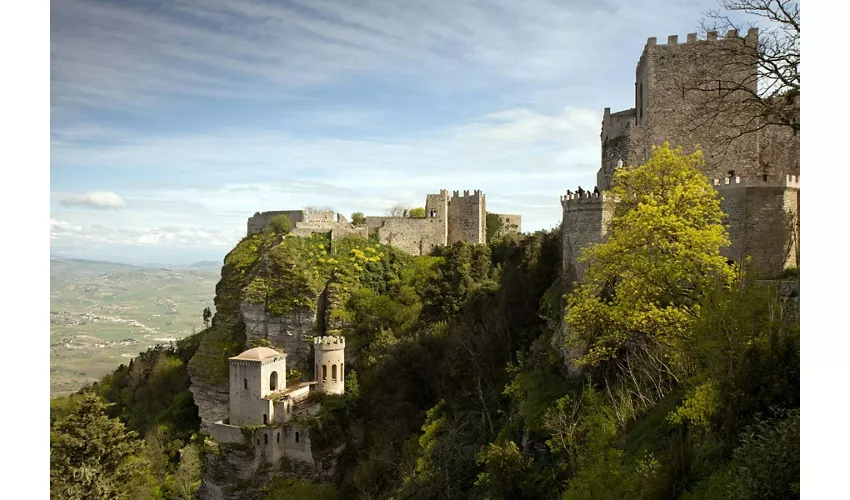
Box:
495, 214, 522, 236
561, 192, 614, 288
376, 217, 446, 256
630, 30, 761, 179
248, 211, 306, 236
448, 190, 485, 245
714, 174, 799, 277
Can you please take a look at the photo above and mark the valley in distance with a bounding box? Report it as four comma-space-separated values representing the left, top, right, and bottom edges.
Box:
49, 257, 220, 396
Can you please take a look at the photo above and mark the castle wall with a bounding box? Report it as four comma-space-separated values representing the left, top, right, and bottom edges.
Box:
309, 211, 336, 223
627, 30, 762, 180
495, 214, 522, 235
375, 217, 446, 256
247, 210, 306, 236
448, 190, 486, 245
714, 174, 799, 277
561, 192, 614, 287
599, 107, 637, 190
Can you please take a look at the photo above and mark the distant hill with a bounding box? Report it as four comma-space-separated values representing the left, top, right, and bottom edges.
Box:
187, 260, 221, 268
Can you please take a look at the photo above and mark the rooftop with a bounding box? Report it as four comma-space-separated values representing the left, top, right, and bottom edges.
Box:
229, 346, 284, 361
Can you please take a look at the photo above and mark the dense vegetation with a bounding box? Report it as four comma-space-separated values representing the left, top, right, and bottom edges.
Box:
50, 144, 798, 499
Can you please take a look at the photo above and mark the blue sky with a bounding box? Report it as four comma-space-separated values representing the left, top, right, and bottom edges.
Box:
50, 0, 740, 265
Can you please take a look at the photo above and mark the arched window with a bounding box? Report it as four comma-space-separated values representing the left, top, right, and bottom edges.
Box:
332, 364, 337, 382
257, 439, 260, 446
263, 414, 268, 425
243, 378, 248, 390
322, 365, 327, 381
340, 363, 344, 381
264, 434, 268, 445
276, 433, 280, 443
270, 371, 278, 391
295, 432, 300, 443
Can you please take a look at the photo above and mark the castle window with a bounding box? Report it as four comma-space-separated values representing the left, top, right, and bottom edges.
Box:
277, 433, 280, 443
287, 403, 290, 415
332, 364, 337, 382
340, 363, 344, 381
263, 414, 268, 425
270, 371, 278, 391
243, 378, 248, 390
264, 434, 268, 445
295, 432, 300, 443
322, 365, 327, 381
257, 439, 260, 446
763, 174, 768, 181
430, 209, 437, 217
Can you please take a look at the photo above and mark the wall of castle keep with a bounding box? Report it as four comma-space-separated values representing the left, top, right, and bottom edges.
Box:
631, 30, 762, 179
376, 217, 446, 255
561, 193, 614, 287
715, 175, 800, 277
448, 190, 486, 245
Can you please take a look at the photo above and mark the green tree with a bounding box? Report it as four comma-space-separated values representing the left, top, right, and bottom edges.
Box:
475, 441, 535, 500
565, 144, 736, 388
408, 207, 426, 218
269, 214, 293, 234
351, 212, 366, 226
50, 392, 152, 499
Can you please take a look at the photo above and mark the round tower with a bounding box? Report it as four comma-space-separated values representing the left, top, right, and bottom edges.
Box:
314, 336, 345, 395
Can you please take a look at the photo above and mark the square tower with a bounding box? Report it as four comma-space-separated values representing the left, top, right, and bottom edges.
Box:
448, 190, 486, 245
228, 347, 287, 426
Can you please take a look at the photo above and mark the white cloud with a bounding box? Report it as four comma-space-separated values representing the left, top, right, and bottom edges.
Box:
53, 191, 127, 209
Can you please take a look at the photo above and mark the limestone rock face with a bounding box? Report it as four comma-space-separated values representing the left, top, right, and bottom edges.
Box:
189, 377, 229, 434
240, 302, 316, 371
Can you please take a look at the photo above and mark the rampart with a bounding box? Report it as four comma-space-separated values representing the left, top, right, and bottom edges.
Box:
713, 174, 800, 276
561, 192, 614, 287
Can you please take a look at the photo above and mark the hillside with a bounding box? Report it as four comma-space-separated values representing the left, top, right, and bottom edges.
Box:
49, 149, 799, 499
50, 258, 220, 396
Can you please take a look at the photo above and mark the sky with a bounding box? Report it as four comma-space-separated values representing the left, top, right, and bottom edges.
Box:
50, 0, 740, 265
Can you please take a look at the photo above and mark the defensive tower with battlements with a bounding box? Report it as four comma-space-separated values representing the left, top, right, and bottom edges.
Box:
564, 29, 800, 288
314, 336, 346, 395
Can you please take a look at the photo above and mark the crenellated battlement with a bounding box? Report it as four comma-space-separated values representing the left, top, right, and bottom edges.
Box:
560, 191, 608, 204
314, 335, 345, 349
450, 189, 483, 199
712, 174, 799, 190
644, 27, 757, 49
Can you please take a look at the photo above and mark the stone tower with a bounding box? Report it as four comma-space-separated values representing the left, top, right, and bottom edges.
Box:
598, 28, 772, 190
561, 191, 614, 287
447, 190, 486, 245
228, 347, 287, 426
314, 336, 345, 395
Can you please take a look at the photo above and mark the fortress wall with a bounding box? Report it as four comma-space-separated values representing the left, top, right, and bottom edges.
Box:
247, 210, 306, 235
448, 190, 485, 245
495, 214, 522, 235
211, 422, 246, 445
376, 217, 446, 256
759, 123, 800, 176
330, 227, 369, 240
628, 30, 762, 179
561, 193, 615, 287
308, 211, 336, 223
715, 174, 800, 276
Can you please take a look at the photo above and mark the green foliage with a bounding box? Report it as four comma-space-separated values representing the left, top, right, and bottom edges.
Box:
475, 441, 535, 500
268, 214, 293, 234
725, 409, 799, 500
94, 343, 200, 439
247, 336, 273, 348
50, 392, 152, 499
486, 213, 501, 243
408, 207, 426, 218
422, 242, 493, 320
566, 143, 736, 371
351, 212, 366, 226
264, 478, 340, 500
305, 394, 352, 455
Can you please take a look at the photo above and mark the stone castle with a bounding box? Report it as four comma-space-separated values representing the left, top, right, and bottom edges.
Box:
563, 28, 800, 284
247, 189, 522, 256
210, 336, 347, 468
